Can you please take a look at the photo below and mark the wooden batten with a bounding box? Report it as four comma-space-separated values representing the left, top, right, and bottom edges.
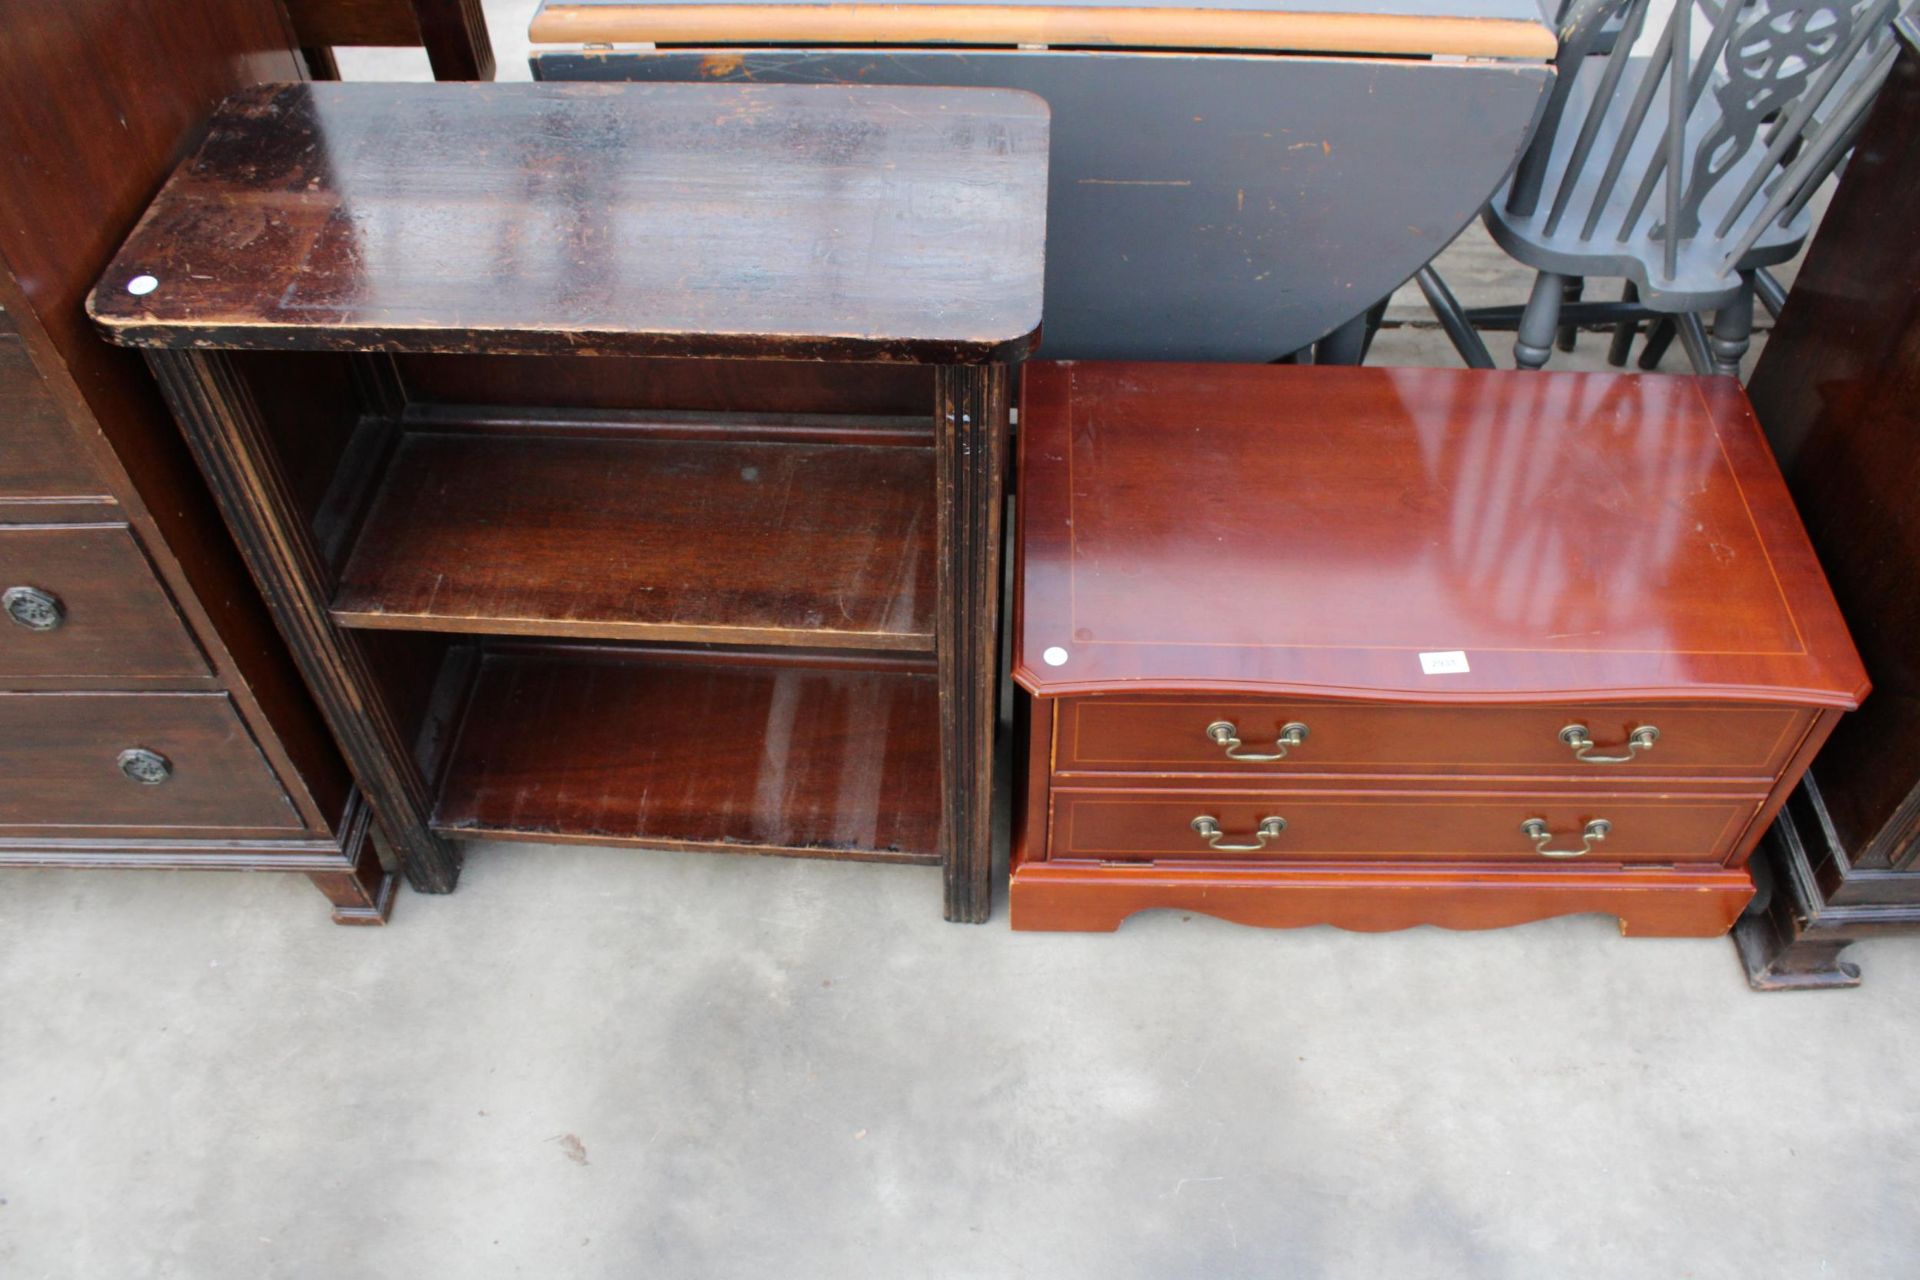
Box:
530, 3, 1559, 61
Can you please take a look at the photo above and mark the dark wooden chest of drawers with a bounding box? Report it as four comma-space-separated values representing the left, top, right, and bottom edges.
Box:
0, 2, 388, 922
1731, 27, 1920, 987
1010, 362, 1867, 935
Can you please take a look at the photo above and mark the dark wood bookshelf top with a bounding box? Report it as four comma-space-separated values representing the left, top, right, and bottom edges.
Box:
89, 82, 1049, 364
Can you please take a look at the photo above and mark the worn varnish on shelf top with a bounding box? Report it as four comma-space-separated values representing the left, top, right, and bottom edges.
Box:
87, 82, 1049, 363
1014, 363, 1869, 707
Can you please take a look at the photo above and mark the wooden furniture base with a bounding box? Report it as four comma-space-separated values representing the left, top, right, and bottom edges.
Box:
0, 790, 394, 925
1733, 779, 1920, 989
1012, 862, 1754, 936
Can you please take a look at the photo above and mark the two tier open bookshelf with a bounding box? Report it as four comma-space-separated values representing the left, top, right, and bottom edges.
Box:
91, 81, 1049, 919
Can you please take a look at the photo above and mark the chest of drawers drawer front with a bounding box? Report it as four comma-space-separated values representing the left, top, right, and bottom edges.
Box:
0, 692, 301, 831
1049, 789, 1762, 865
0, 325, 109, 501
0, 525, 209, 679
1055, 699, 1809, 779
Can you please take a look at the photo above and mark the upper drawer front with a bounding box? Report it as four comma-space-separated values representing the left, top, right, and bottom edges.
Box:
1049, 789, 1761, 865
0, 525, 209, 679
0, 692, 300, 831
0, 322, 109, 500
1055, 698, 1809, 779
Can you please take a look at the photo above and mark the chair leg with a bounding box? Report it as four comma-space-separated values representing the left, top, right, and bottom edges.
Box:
1556, 276, 1584, 352
1513, 271, 1566, 370
1313, 309, 1373, 366
1414, 266, 1495, 370
1607, 282, 1640, 367
1709, 276, 1757, 378
1637, 316, 1677, 370
1752, 267, 1789, 320
1676, 312, 1716, 376
1357, 297, 1390, 363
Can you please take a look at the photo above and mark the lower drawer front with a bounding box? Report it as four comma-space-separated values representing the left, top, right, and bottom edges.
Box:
1050, 789, 1762, 865
1055, 698, 1808, 779
0, 693, 301, 831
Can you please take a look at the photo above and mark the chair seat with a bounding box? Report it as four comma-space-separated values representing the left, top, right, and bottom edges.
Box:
1484, 54, 1813, 311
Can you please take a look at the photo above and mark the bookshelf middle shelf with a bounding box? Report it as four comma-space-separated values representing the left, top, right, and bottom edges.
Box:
330, 407, 937, 653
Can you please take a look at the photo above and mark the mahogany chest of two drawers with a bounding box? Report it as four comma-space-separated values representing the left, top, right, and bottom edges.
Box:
1010, 362, 1867, 935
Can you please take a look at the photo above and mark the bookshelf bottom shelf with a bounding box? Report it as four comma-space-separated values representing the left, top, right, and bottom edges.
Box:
432, 647, 943, 865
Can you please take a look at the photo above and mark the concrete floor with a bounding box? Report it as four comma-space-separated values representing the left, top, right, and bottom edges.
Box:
5, 847, 1920, 1278
6, 8, 1916, 1278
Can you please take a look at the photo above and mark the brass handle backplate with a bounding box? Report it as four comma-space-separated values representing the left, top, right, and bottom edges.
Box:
1560, 723, 1659, 763
1206, 720, 1308, 762
1521, 817, 1611, 859
1190, 814, 1286, 852
4, 585, 64, 631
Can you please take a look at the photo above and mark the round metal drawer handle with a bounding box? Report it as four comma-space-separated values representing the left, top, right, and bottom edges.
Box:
117, 747, 173, 785
1190, 814, 1287, 852
1521, 817, 1611, 859
1206, 720, 1309, 762
4, 585, 65, 631
1560, 723, 1659, 763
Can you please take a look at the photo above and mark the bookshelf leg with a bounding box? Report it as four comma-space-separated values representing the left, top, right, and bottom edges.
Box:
144, 349, 460, 894
935, 364, 1010, 923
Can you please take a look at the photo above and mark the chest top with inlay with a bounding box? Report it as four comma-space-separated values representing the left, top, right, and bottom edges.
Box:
1013, 362, 1867, 709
